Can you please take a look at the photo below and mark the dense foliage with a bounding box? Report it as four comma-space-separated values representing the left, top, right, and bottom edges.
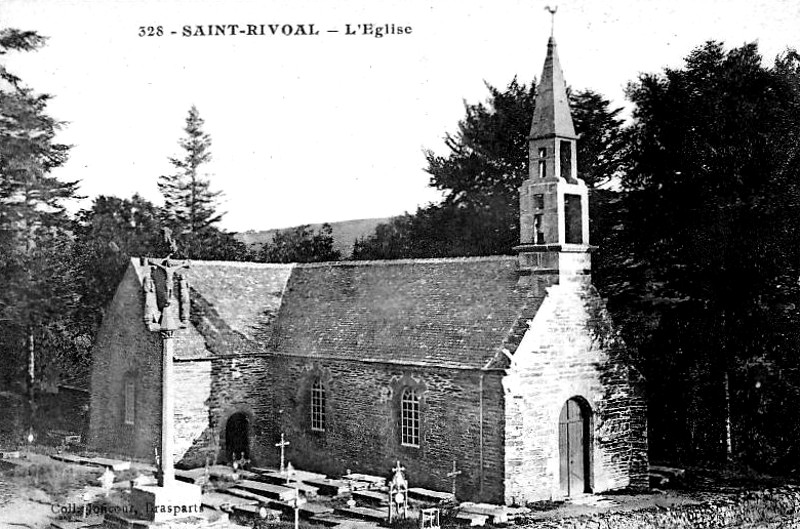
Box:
616, 42, 800, 468
0, 29, 79, 391
257, 224, 341, 263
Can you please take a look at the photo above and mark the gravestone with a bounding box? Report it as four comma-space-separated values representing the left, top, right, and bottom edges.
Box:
388, 461, 408, 523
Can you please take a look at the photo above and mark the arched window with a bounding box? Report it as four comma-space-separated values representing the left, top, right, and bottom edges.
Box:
400, 388, 420, 447
311, 379, 326, 432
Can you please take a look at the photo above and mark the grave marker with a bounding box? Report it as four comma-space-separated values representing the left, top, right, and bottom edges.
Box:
286, 462, 305, 529
388, 460, 408, 523
420, 508, 441, 529
275, 433, 290, 473
446, 460, 462, 500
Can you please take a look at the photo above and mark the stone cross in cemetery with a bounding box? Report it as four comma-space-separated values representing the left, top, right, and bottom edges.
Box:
447, 460, 462, 500
276, 433, 290, 473
142, 256, 190, 487
128, 252, 202, 524
388, 460, 409, 523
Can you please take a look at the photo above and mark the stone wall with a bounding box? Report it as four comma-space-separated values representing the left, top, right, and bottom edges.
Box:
206, 355, 274, 467
173, 360, 213, 466
503, 276, 648, 504
89, 265, 163, 460
197, 355, 503, 503
166, 354, 508, 502
523, 487, 800, 529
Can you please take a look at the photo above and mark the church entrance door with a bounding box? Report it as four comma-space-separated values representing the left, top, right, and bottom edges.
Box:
558, 398, 589, 496
225, 412, 250, 462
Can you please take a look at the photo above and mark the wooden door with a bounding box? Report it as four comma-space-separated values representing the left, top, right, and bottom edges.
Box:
559, 399, 588, 496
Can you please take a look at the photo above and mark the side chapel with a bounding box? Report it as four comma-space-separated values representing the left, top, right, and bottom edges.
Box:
89, 36, 648, 504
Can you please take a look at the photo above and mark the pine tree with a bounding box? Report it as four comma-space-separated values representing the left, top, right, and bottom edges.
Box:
0, 28, 77, 408
158, 105, 223, 257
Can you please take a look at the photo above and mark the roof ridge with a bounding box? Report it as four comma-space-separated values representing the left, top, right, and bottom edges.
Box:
295, 255, 517, 268
130, 255, 516, 268
129, 257, 296, 269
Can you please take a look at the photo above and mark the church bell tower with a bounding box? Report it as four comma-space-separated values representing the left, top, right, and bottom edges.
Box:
516, 36, 592, 288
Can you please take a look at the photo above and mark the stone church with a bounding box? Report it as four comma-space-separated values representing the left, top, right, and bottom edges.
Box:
89, 37, 648, 505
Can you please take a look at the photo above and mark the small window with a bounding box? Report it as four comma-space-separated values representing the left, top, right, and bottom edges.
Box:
534, 194, 545, 210
124, 380, 135, 425
538, 148, 547, 178
560, 141, 573, 181
401, 388, 420, 447
311, 379, 326, 432
534, 214, 545, 244
564, 194, 583, 244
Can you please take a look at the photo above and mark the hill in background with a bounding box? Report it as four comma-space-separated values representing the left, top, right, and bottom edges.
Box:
235, 217, 393, 259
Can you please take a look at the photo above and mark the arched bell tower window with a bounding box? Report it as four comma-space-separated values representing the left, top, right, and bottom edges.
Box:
400, 388, 420, 447
311, 378, 326, 432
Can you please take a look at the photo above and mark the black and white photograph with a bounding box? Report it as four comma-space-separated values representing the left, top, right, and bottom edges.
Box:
1, 0, 800, 527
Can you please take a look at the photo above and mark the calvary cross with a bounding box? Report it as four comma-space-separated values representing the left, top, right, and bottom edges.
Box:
446, 460, 462, 498
275, 433, 290, 473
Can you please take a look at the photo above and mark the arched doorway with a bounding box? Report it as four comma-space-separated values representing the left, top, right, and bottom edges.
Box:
225, 412, 250, 462
558, 398, 590, 496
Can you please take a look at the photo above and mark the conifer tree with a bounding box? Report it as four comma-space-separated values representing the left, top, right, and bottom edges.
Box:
158, 105, 223, 257
0, 28, 77, 404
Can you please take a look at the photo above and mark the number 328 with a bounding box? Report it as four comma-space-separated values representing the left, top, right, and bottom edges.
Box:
138, 26, 164, 37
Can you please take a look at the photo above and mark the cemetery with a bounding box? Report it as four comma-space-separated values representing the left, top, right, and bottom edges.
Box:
1, 439, 800, 529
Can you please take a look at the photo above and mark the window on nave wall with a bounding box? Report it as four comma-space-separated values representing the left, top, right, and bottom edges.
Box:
124, 378, 135, 425
311, 378, 326, 432
401, 388, 420, 447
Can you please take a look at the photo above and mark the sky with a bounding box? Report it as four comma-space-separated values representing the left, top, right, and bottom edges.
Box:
3, 0, 799, 232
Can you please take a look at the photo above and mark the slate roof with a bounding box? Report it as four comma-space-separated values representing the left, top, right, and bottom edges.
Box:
129, 256, 538, 369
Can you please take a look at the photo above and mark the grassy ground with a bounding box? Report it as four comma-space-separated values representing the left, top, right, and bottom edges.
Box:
0, 453, 104, 529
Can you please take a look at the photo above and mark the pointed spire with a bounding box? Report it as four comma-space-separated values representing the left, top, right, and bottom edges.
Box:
530, 37, 577, 140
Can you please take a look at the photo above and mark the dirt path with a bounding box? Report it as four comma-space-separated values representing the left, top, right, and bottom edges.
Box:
0, 487, 58, 529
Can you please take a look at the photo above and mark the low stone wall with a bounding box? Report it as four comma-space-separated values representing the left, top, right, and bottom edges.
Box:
523, 487, 800, 529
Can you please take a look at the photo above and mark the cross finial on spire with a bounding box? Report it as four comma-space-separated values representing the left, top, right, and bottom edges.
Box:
545, 5, 558, 37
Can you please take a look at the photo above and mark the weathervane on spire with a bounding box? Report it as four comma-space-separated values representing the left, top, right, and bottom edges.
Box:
545, 5, 558, 37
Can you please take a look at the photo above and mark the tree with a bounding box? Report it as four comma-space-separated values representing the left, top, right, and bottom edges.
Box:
158, 105, 223, 257
0, 29, 77, 404
71, 195, 165, 333
570, 90, 625, 189
353, 80, 627, 260
258, 224, 341, 263
188, 227, 250, 262
619, 41, 800, 468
